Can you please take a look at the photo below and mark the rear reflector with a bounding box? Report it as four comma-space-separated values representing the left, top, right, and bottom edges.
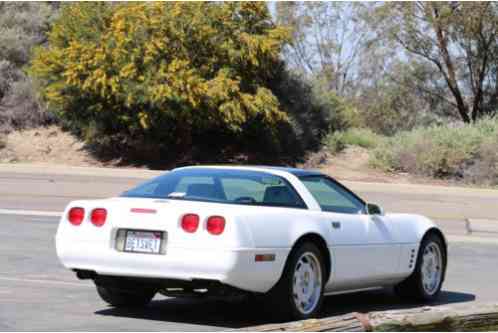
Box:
68, 207, 84, 226
90, 208, 107, 227
207, 216, 225, 235
130, 208, 157, 214
181, 214, 199, 233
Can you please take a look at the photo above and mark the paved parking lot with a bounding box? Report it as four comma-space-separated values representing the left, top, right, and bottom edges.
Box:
1, 212, 497, 330
1, 168, 498, 330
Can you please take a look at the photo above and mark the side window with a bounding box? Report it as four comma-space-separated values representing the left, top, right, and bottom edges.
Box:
301, 176, 365, 214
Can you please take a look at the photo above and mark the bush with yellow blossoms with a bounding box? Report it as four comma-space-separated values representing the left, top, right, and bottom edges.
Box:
30, 2, 298, 161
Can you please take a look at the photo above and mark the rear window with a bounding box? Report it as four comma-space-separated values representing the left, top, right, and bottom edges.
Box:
122, 168, 306, 209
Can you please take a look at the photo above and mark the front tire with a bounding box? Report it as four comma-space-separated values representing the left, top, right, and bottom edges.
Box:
96, 285, 157, 307
395, 233, 446, 301
265, 242, 325, 320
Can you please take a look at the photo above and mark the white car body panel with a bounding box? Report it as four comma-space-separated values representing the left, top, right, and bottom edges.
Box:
55, 166, 445, 294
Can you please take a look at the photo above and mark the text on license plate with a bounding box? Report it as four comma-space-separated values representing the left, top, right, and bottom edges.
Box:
124, 231, 162, 254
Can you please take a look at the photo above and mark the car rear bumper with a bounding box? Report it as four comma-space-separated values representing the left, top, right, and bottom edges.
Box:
56, 238, 289, 293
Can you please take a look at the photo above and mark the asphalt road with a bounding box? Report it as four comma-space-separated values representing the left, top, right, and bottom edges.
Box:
1, 168, 498, 330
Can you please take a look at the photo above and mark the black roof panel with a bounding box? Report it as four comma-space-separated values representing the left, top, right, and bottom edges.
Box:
174, 165, 324, 177
263, 166, 324, 177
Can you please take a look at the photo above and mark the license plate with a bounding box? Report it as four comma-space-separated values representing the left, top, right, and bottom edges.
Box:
124, 231, 162, 254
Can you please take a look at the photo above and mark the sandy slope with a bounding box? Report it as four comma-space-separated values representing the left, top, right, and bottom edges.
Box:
0, 126, 101, 166
0, 126, 452, 186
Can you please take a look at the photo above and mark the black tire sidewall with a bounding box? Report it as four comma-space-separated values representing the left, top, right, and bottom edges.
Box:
96, 284, 156, 307
272, 242, 326, 320
413, 234, 446, 300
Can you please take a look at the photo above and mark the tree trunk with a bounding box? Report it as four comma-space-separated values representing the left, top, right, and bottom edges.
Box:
240, 302, 498, 332
430, 4, 471, 123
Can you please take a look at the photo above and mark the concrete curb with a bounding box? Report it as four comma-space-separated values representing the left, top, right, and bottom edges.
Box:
467, 218, 498, 234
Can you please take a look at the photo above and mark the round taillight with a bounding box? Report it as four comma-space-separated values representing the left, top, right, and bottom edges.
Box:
91, 208, 107, 227
68, 207, 84, 226
181, 214, 199, 233
207, 216, 225, 235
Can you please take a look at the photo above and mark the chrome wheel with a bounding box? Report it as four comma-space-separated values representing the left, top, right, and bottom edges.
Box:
292, 252, 322, 315
421, 242, 443, 295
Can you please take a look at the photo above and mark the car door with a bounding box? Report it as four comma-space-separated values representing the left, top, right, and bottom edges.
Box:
299, 176, 401, 291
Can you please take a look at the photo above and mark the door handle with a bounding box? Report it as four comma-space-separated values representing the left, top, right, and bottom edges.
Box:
331, 221, 341, 229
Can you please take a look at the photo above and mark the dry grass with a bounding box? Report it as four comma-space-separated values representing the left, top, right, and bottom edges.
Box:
370, 119, 498, 185
316, 146, 408, 183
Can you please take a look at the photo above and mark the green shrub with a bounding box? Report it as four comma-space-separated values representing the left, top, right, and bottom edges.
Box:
268, 71, 335, 156
30, 3, 305, 164
369, 118, 498, 184
324, 128, 384, 154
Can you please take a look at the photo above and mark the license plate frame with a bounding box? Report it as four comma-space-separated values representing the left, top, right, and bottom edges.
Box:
119, 229, 166, 255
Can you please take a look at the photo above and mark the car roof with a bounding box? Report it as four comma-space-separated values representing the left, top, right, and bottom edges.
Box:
173, 165, 324, 177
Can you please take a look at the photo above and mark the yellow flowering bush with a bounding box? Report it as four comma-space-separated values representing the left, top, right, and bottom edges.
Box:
30, 2, 291, 155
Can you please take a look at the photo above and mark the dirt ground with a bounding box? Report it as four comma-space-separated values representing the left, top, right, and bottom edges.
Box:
301, 145, 452, 186
0, 126, 104, 167
0, 126, 451, 186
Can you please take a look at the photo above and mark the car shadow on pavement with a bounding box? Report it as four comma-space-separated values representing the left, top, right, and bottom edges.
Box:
318, 288, 475, 318
95, 288, 476, 329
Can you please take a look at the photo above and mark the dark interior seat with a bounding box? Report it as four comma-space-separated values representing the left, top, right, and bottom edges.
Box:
186, 183, 220, 199
263, 186, 298, 206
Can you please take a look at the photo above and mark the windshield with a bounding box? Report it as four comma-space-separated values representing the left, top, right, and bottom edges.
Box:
122, 168, 307, 209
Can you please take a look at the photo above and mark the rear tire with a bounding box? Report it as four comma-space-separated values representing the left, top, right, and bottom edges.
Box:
265, 242, 325, 320
96, 285, 156, 307
395, 233, 446, 301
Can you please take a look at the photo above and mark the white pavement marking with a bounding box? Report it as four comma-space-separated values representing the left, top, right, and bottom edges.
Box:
0, 276, 92, 288
0, 208, 62, 217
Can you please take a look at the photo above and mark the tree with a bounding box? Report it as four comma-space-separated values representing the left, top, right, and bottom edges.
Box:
275, 2, 371, 97
274, 2, 433, 135
354, 60, 446, 135
371, 2, 498, 123
30, 2, 294, 160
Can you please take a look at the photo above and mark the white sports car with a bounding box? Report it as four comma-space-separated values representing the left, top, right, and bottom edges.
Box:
56, 166, 447, 320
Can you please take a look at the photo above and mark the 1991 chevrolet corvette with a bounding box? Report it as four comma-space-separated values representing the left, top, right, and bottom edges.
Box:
56, 166, 447, 320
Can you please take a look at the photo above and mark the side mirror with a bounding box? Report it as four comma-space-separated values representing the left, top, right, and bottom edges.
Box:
366, 203, 384, 216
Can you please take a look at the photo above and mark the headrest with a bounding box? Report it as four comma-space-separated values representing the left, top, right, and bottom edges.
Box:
186, 183, 218, 198
263, 186, 297, 205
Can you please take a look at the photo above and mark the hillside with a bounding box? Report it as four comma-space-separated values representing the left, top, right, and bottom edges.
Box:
0, 126, 454, 187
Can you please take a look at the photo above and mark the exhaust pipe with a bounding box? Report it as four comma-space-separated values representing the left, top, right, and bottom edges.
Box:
74, 269, 97, 280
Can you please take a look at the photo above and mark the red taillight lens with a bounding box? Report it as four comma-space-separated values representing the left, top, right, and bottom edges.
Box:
207, 216, 225, 235
90, 208, 107, 227
181, 214, 199, 233
68, 207, 84, 226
